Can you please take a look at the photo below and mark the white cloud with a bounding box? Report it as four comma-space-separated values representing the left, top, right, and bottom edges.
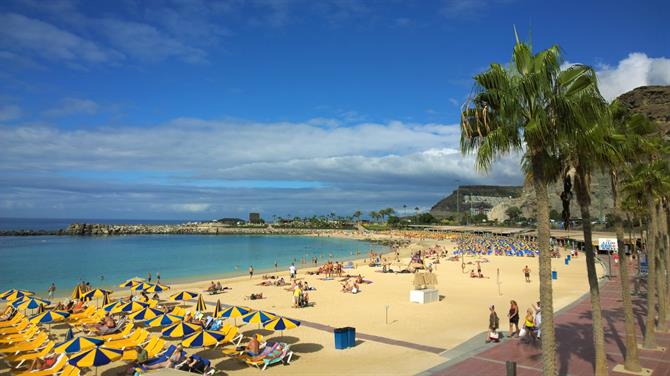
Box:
0, 13, 123, 64
44, 98, 99, 117
596, 53, 670, 101
168, 203, 212, 213
0, 104, 22, 121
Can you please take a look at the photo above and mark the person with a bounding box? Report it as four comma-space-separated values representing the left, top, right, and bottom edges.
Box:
523, 265, 531, 283
249, 265, 254, 279
148, 272, 152, 283
486, 305, 500, 343
157, 272, 161, 283
245, 336, 260, 356
274, 260, 278, 272
207, 282, 216, 292
144, 345, 186, 370
215, 281, 223, 291
28, 353, 58, 371
289, 263, 297, 279
469, 270, 476, 278
179, 355, 209, 374
533, 301, 542, 339
508, 300, 519, 337
293, 284, 302, 308
127, 346, 148, 375
47, 282, 56, 299
520, 308, 535, 340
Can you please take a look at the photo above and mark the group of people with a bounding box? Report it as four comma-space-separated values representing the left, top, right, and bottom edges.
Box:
486, 300, 542, 343
454, 235, 540, 258
206, 281, 230, 294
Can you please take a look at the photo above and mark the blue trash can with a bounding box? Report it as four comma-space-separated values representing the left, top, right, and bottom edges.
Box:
345, 327, 356, 348
565, 258, 569, 265
552, 271, 558, 280
334, 328, 347, 349
567, 255, 571, 261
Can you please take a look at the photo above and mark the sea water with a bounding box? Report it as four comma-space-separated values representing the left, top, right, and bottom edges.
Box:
0, 234, 386, 297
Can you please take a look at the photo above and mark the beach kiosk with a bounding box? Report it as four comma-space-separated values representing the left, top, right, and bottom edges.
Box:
409, 272, 439, 304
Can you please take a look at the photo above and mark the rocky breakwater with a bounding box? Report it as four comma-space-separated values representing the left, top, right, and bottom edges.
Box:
64, 222, 325, 236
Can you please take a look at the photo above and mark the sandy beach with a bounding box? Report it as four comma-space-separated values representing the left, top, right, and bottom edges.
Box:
0, 231, 602, 375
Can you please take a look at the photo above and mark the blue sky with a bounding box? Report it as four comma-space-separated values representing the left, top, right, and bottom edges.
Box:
1, 0, 669, 220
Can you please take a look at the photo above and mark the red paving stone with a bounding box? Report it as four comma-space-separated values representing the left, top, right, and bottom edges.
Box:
430, 262, 670, 376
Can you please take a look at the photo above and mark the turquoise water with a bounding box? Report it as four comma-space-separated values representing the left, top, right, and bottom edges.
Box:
0, 235, 386, 297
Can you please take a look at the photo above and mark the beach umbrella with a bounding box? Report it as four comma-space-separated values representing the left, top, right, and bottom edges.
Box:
55, 337, 105, 354
69, 346, 123, 376
218, 305, 251, 326
82, 289, 112, 307
111, 301, 147, 314
71, 285, 84, 300
101, 292, 111, 306
213, 299, 222, 317
144, 283, 169, 293
12, 297, 51, 311
181, 329, 225, 348
169, 291, 198, 301
242, 310, 277, 328
65, 328, 74, 341
37, 303, 46, 313
30, 310, 70, 325
129, 307, 163, 321
1, 289, 34, 301
102, 300, 123, 313
118, 277, 144, 288
145, 313, 182, 327
131, 283, 151, 291
161, 321, 202, 338
195, 294, 207, 312
262, 316, 300, 336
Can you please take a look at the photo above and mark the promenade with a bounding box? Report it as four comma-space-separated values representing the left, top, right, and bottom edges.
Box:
422, 263, 670, 375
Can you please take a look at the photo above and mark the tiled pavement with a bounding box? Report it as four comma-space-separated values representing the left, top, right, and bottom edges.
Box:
422, 264, 670, 375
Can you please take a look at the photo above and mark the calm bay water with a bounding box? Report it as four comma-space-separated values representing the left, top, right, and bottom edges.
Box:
0, 235, 386, 297
0, 217, 194, 231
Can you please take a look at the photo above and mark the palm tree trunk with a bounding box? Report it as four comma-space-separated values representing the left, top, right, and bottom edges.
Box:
656, 202, 668, 331
575, 168, 607, 375
531, 157, 557, 376
611, 172, 641, 371
644, 196, 658, 348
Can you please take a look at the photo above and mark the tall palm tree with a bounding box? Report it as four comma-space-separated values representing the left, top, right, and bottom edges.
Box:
460, 35, 598, 375
560, 83, 611, 374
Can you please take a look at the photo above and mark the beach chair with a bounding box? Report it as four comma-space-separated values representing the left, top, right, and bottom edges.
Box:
220, 325, 242, 347
60, 364, 80, 376
96, 321, 132, 341
244, 342, 293, 371
146, 337, 166, 357
13, 353, 67, 376
106, 329, 149, 350
0, 320, 31, 335
0, 324, 39, 344
141, 345, 178, 369
5, 341, 55, 368
0, 332, 48, 354
0, 312, 24, 328
67, 306, 95, 321
170, 307, 186, 316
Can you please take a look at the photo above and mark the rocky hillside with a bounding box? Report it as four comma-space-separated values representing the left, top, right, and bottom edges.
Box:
430, 185, 523, 218
617, 85, 670, 135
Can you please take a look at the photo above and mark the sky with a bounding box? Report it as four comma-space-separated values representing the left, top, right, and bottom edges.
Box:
0, 0, 669, 220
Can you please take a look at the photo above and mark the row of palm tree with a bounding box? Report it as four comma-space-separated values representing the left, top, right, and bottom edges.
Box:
460, 31, 669, 375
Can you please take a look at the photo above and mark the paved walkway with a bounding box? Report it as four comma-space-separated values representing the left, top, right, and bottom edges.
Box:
421, 264, 670, 375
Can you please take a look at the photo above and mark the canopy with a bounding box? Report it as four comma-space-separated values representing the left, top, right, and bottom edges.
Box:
110, 301, 147, 314
68, 346, 123, 368
169, 291, 198, 301
181, 329, 225, 347
129, 307, 164, 321
242, 310, 276, 324
54, 337, 105, 354
195, 294, 207, 312
161, 321, 202, 338
1, 289, 35, 301
145, 313, 182, 327
30, 310, 70, 325
12, 297, 51, 310
263, 316, 301, 331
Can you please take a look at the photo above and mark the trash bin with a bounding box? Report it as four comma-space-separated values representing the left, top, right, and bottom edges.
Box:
345, 327, 356, 348
564, 258, 569, 265
567, 255, 571, 261
552, 271, 558, 280
334, 328, 347, 349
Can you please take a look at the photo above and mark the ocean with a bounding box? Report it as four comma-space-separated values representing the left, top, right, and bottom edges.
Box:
0, 234, 386, 297
0, 217, 195, 231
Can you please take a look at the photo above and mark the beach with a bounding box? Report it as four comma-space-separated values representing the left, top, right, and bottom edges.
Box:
0, 230, 602, 375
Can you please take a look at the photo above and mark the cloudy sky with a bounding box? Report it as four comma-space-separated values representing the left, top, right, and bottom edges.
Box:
1, 0, 669, 220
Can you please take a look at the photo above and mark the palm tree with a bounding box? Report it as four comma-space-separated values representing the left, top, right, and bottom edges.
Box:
558, 72, 610, 374
353, 210, 362, 223
460, 34, 602, 375
369, 211, 379, 223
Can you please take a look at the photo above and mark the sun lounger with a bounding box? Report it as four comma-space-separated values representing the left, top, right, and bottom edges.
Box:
0, 312, 24, 328
0, 320, 31, 335
95, 320, 131, 340
0, 324, 39, 344
13, 353, 68, 376
0, 332, 48, 354
5, 341, 55, 368
244, 342, 293, 371
67, 306, 96, 321
142, 345, 181, 369
106, 329, 149, 350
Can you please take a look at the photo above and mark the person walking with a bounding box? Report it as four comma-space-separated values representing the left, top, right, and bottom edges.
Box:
508, 300, 519, 337
47, 282, 56, 299
522, 265, 531, 283
486, 305, 500, 343
148, 272, 152, 283
156, 272, 161, 283
248, 265, 254, 279
289, 263, 296, 279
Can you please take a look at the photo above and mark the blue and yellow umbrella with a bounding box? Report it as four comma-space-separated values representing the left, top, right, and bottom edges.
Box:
102, 300, 123, 313
1, 289, 34, 301
101, 292, 111, 306
82, 289, 111, 301
12, 297, 51, 310
169, 291, 198, 301
218, 305, 251, 325
110, 301, 147, 314
145, 313, 182, 327
262, 316, 300, 336
118, 278, 144, 288
129, 307, 163, 321
213, 299, 222, 317
69, 346, 123, 375
181, 329, 225, 348
144, 283, 169, 293
195, 294, 207, 312
131, 283, 151, 291
30, 310, 70, 325
161, 321, 202, 338
55, 337, 105, 354
242, 310, 276, 325
71, 285, 84, 300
